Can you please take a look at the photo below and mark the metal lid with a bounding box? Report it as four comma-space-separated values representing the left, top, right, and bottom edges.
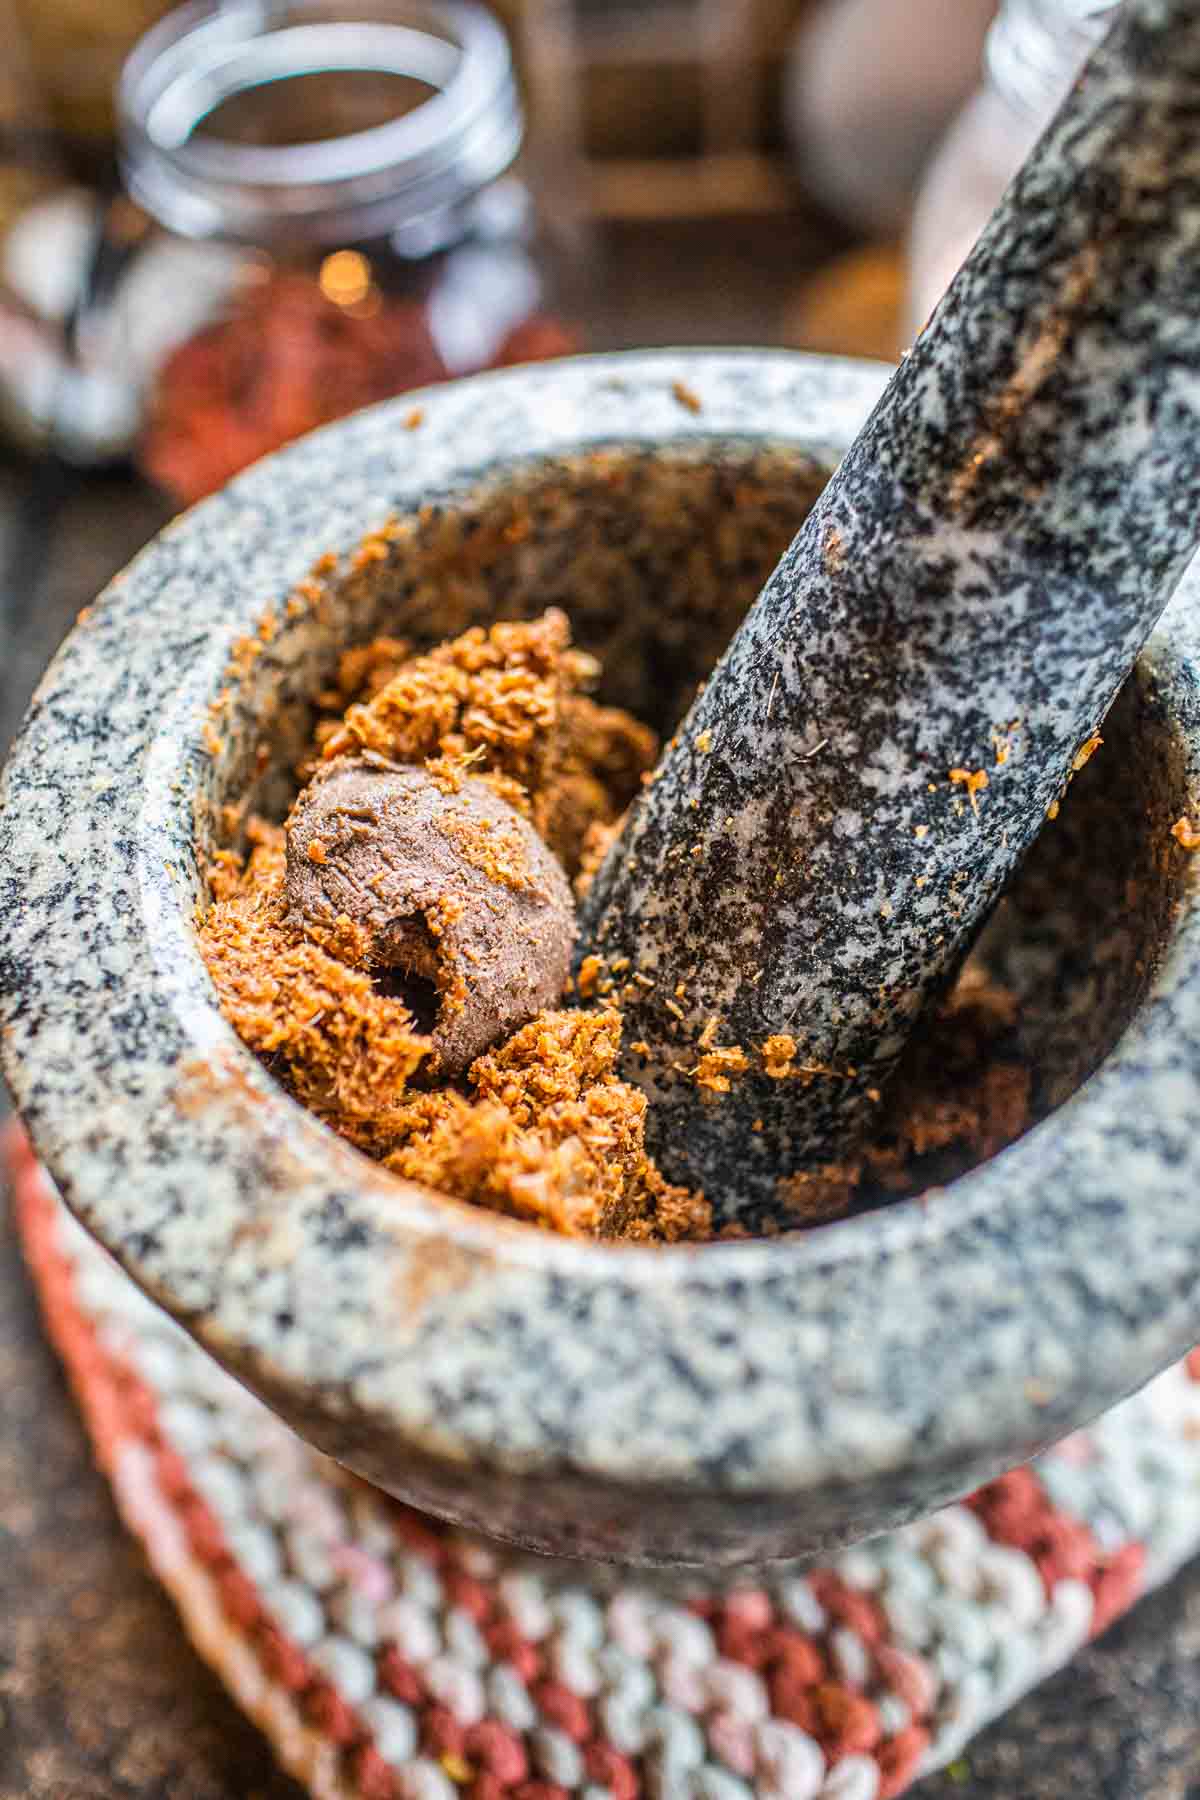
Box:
118, 0, 524, 248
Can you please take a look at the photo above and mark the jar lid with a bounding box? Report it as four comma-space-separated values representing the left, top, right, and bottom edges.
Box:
118, 0, 524, 248
985, 0, 1119, 122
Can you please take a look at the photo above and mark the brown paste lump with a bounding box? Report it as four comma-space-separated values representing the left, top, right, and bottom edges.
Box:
198, 607, 1031, 1240
285, 760, 575, 1075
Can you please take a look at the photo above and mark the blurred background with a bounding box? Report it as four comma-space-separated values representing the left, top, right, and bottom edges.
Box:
4, 0, 1138, 753
0, 0, 1037, 757
0, 0, 1131, 747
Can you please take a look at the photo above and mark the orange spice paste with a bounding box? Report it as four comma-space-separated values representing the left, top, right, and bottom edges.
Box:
198, 611, 1030, 1239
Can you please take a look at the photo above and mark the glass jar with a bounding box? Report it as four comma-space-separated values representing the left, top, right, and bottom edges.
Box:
0, 0, 580, 500
905, 0, 1120, 336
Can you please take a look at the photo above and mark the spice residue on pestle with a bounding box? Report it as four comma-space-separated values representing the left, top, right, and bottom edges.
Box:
198, 609, 1031, 1240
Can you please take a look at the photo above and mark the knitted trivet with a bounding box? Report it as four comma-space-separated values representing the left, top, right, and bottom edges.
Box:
8, 1118, 1200, 1800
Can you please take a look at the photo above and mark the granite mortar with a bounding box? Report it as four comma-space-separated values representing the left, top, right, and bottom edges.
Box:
1, 352, 1199, 1564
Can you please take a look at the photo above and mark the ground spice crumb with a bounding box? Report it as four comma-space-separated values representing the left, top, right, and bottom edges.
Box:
1072, 733, 1103, 773
696, 729, 712, 752
761, 1033, 798, 1079
1044, 732, 1104, 828
1172, 815, 1200, 850
437, 808, 534, 891
577, 955, 604, 999
949, 767, 989, 814
404, 407, 425, 429
691, 1044, 750, 1094
823, 526, 846, 573
671, 379, 703, 413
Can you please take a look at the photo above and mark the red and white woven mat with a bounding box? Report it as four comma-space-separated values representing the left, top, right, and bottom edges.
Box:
8, 1117, 1200, 1800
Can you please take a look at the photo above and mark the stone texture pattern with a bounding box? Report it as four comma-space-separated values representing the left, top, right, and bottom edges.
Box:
582, 0, 1200, 1220
9, 1145, 1200, 1800
12, 1130, 1200, 1800
1, 351, 1199, 1566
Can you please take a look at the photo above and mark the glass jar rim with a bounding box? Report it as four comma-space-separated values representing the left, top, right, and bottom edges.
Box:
985, 0, 1118, 120
118, 0, 523, 246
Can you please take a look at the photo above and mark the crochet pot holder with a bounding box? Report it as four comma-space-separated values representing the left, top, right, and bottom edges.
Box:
9, 1120, 1200, 1800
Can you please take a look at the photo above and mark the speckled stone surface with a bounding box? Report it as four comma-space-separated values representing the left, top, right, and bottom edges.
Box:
582, 0, 1200, 1220
1, 350, 1199, 1566
15, 1145, 1200, 1800
7, 1152, 1200, 1800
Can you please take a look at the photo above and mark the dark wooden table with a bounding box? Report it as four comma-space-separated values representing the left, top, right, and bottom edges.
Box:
3, 217, 1200, 1800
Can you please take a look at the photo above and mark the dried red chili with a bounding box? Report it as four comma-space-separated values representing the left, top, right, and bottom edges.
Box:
141, 268, 579, 506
